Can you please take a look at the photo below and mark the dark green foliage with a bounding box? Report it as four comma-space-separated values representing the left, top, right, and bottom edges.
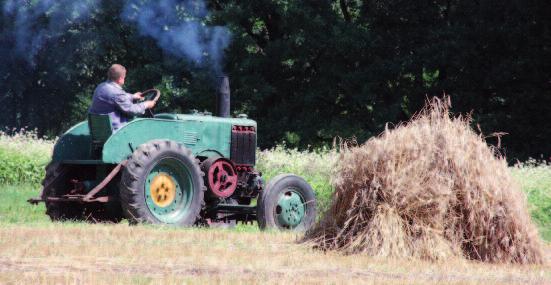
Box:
0, 0, 550, 160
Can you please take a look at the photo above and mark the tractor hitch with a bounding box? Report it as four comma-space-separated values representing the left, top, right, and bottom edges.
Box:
27, 160, 127, 205
28, 195, 112, 204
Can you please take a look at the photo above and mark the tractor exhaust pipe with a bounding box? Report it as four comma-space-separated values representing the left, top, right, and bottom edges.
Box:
216, 75, 230, 118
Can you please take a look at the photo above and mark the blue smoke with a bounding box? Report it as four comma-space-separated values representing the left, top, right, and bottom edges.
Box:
122, 0, 231, 74
1, 0, 230, 73
2, 0, 99, 66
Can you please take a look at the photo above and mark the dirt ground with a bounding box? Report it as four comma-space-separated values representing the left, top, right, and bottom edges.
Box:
0, 224, 549, 284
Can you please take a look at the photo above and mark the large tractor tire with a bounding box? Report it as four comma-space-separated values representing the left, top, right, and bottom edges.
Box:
42, 163, 85, 221
120, 140, 205, 226
257, 174, 316, 231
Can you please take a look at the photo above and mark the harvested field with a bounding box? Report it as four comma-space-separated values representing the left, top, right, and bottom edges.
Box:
305, 97, 543, 264
0, 224, 549, 284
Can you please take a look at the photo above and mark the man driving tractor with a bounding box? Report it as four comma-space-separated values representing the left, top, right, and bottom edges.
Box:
31, 66, 317, 231
88, 64, 157, 131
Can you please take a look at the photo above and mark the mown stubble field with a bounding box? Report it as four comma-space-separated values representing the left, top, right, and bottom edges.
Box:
0, 223, 550, 284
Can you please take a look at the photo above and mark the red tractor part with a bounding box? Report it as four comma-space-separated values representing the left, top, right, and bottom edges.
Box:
202, 157, 238, 198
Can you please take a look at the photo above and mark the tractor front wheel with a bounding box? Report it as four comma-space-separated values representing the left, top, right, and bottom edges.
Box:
120, 140, 205, 226
257, 174, 316, 231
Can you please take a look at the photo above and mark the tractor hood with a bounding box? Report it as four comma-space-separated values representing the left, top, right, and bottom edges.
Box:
52, 112, 257, 164
102, 114, 256, 163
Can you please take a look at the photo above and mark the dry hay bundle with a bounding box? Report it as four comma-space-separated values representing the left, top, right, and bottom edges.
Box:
305, 97, 543, 264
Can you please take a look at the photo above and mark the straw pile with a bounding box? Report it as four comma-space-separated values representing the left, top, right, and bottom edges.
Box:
304, 97, 543, 264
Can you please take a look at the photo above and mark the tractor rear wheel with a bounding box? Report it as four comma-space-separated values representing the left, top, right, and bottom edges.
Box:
42, 163, 85, 221
257, 174, 316, 231
120, 140, 205, 226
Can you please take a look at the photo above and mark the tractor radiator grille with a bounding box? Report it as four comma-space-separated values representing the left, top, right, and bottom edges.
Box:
231, 126, 256, 166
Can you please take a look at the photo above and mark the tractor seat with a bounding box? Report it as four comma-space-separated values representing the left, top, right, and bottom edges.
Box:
88, 114, 113, 158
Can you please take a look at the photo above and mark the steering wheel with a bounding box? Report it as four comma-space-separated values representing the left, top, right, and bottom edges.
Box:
140, 89, 161, 117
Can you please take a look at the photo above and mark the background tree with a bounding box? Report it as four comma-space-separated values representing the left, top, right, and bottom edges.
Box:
0, 0, 549, 161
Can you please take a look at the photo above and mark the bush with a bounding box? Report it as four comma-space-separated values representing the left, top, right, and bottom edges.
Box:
256, 145, 336, 213
511, 160, 551, 241
0, 130, 53, 185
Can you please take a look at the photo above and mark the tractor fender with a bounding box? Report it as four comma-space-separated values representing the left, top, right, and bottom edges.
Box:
52, 121, 93, 162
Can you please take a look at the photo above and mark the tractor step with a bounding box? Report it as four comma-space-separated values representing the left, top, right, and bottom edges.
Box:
212, 203, 256, 215
205, 203, 257, 223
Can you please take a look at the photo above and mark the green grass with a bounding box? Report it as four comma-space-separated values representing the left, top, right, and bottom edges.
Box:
511, 163, 551, 241
0, 183, 262, 232
2, 169, 549, 241
0, 184, 49, 224
0, 132, 549, 242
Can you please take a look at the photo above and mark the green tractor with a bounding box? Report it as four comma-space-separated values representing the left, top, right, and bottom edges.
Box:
29, 77, 316, 230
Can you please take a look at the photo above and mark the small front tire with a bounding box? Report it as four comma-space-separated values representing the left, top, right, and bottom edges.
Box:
257, 174, 316, 231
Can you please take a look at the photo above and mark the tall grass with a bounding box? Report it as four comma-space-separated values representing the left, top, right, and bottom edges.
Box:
256, 145, 336, 212
511, 161, 551, 241
0, 132, 549, 242
0, 130, 53, 185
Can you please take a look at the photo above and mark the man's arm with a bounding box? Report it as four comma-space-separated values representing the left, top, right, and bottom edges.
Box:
114, 93, 147, 116
132, 92, 143, 100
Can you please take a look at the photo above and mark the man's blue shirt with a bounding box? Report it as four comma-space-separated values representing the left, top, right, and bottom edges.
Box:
88, 81, 146, 131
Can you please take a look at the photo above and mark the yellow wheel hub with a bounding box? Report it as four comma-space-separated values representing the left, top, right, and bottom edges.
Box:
149, 173, 176, 207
